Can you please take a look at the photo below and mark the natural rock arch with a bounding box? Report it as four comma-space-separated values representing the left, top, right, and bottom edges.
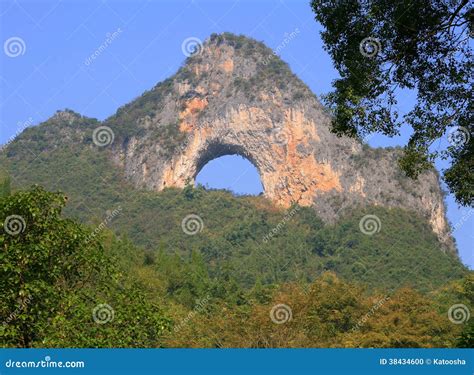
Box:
158, 106, 345, 208
111, 33, 452, 250
193, 143, 263, 190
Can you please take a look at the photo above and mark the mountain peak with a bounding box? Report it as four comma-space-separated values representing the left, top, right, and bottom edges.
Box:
50, 109, 83, 125
3, 33, 447, 253
183, 32, 298, 79
171, 32, 314, 114
99, 35, 453, 253
205, 32, 272, 52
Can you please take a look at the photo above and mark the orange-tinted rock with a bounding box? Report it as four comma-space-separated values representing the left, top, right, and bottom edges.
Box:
111, 33, 453, 252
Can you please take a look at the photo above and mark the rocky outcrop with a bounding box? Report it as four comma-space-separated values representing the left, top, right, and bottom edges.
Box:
105, 33, 452, 251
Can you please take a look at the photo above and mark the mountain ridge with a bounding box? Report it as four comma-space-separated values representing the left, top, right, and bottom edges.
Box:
1, 32, 455, 255
105, 32, 454, 252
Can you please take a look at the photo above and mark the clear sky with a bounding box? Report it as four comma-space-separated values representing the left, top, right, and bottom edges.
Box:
0, 0, 472, 268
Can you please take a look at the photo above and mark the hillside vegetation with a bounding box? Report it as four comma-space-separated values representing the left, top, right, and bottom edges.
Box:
0, 112, 471, 348
0, 113, 466, 291
1, 186, 472, 348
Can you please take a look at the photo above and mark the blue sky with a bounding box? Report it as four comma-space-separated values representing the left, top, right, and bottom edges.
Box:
0, 0, 472, 268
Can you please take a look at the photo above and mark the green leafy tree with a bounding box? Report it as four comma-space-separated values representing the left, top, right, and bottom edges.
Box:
0, 186, 170, 347
457, 321, 474, 347
455, 274, 474, 347
311, 0, 473, 205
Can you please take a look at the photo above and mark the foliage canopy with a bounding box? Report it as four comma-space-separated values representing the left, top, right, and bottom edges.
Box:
311, 0, 473, 206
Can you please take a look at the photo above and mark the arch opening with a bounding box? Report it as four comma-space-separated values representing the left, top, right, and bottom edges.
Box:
195, 154, 264, 196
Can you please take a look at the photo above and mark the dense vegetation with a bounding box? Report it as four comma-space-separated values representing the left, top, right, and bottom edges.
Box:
103, 78, 175, 141
1, 186, 472, 348
1, 187, 169, 347
311, 0, 473, 206
0, 120, 466, 292
1, 113, 471, 348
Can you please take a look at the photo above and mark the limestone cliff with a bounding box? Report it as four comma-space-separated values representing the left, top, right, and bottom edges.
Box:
99, 33, 452, 251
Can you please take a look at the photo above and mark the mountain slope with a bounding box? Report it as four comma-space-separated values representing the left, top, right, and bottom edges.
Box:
0, 109, 466, 291
101, 32, 453, 251
0, 33, 467, 293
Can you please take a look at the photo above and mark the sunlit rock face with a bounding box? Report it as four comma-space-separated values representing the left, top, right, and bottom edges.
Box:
108, 33, 453, 251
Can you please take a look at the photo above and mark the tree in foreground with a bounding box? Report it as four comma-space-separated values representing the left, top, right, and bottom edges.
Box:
311, 0, 473, 206
0, 186, 170, 347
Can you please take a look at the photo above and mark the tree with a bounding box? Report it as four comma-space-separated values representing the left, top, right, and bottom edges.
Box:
164, 272, 462, 348
455, 274, 474, 348
311, 0, 473, 206
0, 186, 170, 347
